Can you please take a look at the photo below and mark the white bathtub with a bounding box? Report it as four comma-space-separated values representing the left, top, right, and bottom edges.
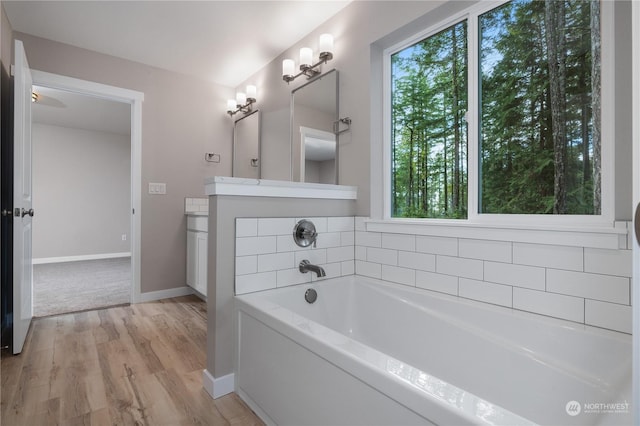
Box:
235, 275, 632, 425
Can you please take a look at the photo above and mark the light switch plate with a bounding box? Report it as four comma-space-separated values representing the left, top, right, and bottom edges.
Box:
149, 182, 167, 194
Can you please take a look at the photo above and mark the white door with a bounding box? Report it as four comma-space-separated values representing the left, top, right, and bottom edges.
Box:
12, 40, 34, 354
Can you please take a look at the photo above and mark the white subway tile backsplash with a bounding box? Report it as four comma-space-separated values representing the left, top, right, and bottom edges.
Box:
276, 235, 301, 253
513, 288, 584, 323
459, 239, 512, 263
416, 271, 458, 296
327, 246, 354, 263
341, 231, 355, 247
341, 260, 355, 276
258, 218, 296, 236
513, 243, 583, 271
436, 255, 483, 280
236, 236, 277, 256
313, 263, 341, 281
235, 256, 257, 276
277, 268, 311, 287
258, 252, 294, 273
367, 247, 398, 266
356, 231, 381, 248
299, 217, 328, 233
316, 232, 342, 249
328, 216, 355, 232
398, 251, 436, 272
236, 218, 258, 237
484, 262, 545, 291
584, 248, 632, 277
295, 249, 327, 266
234, 215, 631, 333
585, 300, 632, 333
459, 278, 512, 307
381, 233, 415, 252
355, 260, 382, 279
381, 265, 415, 287
546, 269, 630, 305
236, 272, 277, 294
416, 235, 458, 256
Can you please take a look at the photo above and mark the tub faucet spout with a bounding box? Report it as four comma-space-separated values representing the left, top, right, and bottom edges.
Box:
299, 260, 326, 277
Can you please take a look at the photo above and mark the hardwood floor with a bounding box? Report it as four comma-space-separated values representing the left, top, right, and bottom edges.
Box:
1, 296, 264, 426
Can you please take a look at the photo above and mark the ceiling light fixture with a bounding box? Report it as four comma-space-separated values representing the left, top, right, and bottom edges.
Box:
282, 34, 334, 84
227, 85, 257, 116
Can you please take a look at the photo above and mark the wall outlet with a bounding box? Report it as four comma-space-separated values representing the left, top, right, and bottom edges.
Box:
148, 182, 167, 194
122, 234, 127, 241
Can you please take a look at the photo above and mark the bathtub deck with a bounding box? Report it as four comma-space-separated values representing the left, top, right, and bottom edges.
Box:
1, 296, 264, 426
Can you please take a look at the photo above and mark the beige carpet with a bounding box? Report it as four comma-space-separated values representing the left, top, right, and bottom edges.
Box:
33, 257, 131, 317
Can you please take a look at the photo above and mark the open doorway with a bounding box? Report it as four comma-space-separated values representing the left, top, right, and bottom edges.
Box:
31, 86, 132, 316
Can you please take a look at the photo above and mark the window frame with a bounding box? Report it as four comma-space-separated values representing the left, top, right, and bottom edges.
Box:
381, 0, 615, 230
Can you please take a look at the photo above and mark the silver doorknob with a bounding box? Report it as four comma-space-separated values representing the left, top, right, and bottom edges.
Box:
21, 208, 34, 218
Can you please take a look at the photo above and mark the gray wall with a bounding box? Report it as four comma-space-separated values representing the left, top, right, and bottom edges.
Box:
236, 0, 633, 220
234, 1, 448, 215
32, 123, 131, 259
15, 32, 234, 294
207, 195, 356, 380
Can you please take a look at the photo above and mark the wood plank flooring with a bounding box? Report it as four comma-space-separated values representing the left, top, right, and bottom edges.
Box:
1, 296, 264, 426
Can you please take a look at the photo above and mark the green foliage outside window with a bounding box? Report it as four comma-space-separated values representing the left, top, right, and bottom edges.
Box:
391, 0, 601, 218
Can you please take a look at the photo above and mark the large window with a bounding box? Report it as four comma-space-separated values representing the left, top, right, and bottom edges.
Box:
390, 0, 602, 220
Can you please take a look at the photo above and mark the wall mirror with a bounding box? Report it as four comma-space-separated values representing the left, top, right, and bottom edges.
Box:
233, 109, 261, 179
291, 69, 338, 184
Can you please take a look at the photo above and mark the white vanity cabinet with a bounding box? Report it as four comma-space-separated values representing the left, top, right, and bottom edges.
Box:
186, 214, 207, 298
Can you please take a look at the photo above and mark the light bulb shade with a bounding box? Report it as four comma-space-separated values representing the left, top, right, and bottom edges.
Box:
319, 34, 334, 55
283, 59, 295, 77
300, 47, 313, 68
227, 99, 237, 112
236, 92, 247, 106
246, 85, 257, 101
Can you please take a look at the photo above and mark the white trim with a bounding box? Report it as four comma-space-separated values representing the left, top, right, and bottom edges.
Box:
33, 252, 131, 265
30, 69, 144, 304
202, 369, 235, 399
204, 176, 357, 199
138, 286, 193, 303
365, 219, 626, 250
379, 0, 616, 230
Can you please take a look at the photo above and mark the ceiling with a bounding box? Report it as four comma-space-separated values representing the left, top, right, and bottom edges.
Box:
3, 1, 351, 88
32, 86, 131, 135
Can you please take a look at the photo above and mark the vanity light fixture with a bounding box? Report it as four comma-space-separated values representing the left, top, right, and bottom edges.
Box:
227, 85, 257, 116
282, 33, 334, 84
32, 92, 39, 103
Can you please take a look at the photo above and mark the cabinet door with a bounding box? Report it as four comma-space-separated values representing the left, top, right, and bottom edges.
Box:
186, 230, 197, 287
195, 233, 208, 296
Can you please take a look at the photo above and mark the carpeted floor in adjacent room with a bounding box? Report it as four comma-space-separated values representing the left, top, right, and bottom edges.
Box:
33, 257, 131, 317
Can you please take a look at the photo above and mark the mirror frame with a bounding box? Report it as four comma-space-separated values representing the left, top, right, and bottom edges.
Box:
290, 68, 339, 184
232, 109, 261, 179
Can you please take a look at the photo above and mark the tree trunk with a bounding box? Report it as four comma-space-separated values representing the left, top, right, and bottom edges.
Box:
452, 26, 461, 214
591, 0, 601, 214
545, 0, 568, 214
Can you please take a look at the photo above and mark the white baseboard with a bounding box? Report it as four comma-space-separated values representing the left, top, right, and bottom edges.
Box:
202, 369, 235, 399
33, 252, 131, 265
138, 286, 193, 303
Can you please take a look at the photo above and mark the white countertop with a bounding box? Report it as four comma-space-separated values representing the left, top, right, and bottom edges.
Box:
204, 176, 357, 200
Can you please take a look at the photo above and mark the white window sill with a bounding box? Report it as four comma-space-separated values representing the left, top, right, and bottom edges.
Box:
364, 219, 629, 250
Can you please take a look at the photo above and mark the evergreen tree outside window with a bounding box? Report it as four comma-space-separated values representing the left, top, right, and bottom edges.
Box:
391, 21, 468, 219
390, 0, 601, 219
